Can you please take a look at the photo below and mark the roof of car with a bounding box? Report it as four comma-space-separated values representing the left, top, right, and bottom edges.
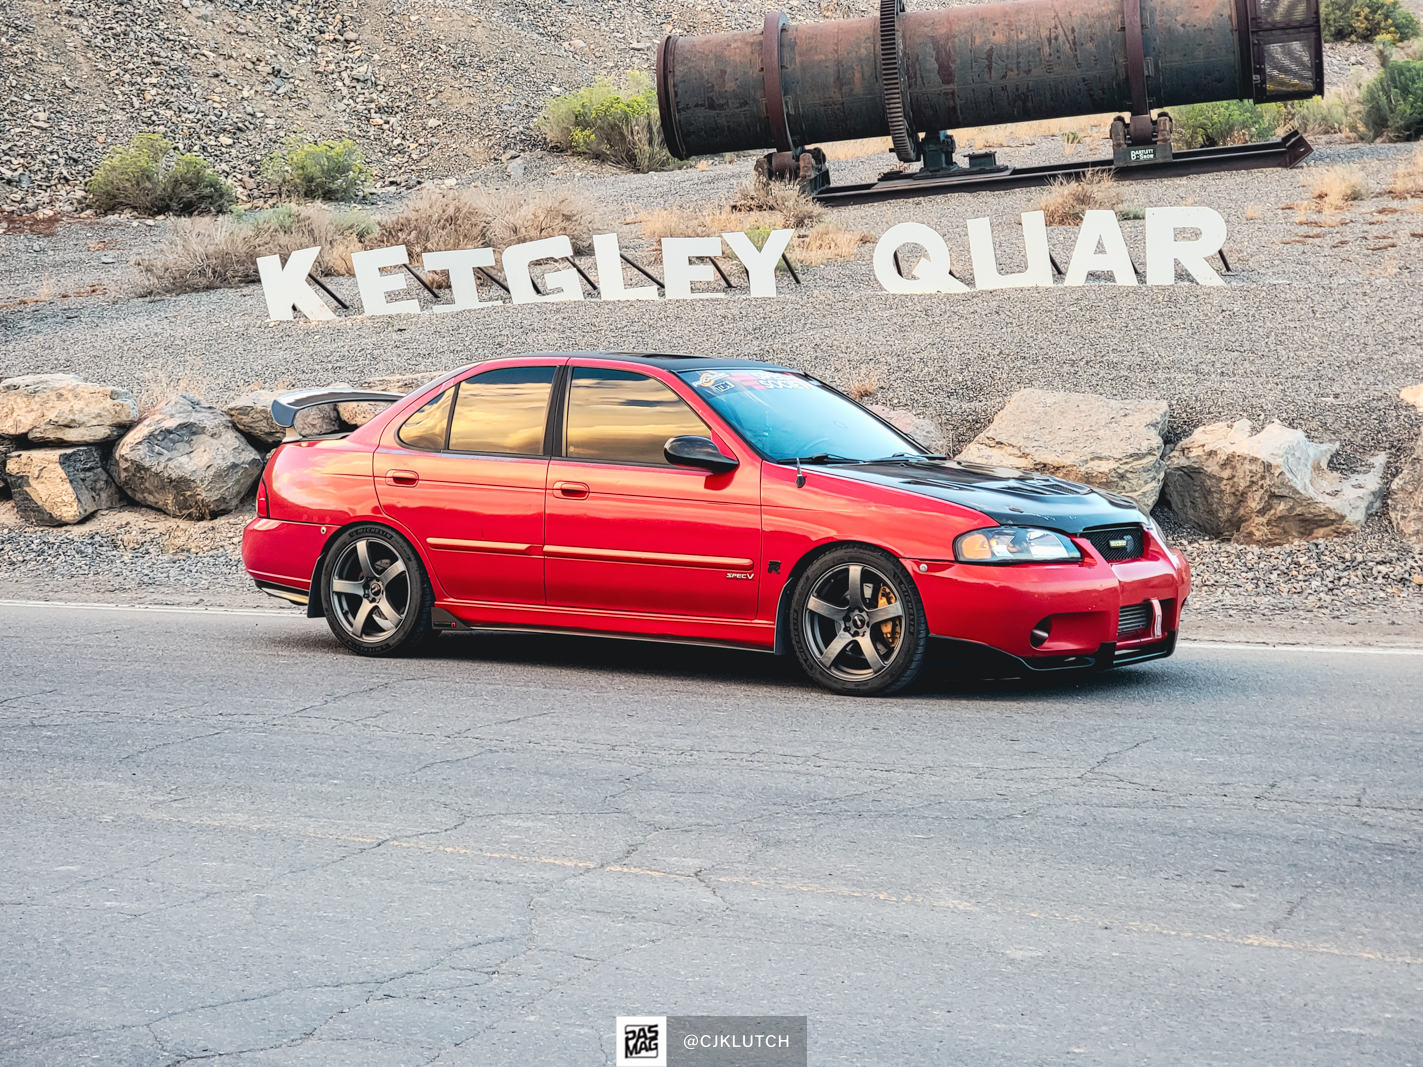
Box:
521, 352, 797, 373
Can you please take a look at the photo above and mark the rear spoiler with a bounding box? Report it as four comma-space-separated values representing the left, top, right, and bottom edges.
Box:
270, 388, 405, 440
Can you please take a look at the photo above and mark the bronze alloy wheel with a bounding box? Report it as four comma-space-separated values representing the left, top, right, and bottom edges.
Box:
791, 546, 927, 696
322, 525, 432, 656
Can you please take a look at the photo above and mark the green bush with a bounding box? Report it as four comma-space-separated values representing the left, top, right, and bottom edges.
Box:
1169, 100, 1285, 149
1321, 0, 1420, 42
537, 72, 681, 173
86, 134, 234, 216
260, 137, 372, 201
1285, 95, 1354, 135
1360, 59, 1423, 139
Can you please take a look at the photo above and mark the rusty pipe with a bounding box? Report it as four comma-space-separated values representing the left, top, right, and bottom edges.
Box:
656, 0, 1322, 161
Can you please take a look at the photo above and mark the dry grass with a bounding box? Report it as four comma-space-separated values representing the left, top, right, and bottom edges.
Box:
1391, 146, 1423, 199
844, 373, 879, 400
1244, 203, 1261, 220
1306, 165, 1368, 210
135, 190, 595, 296
134, 205, 370, 296
1032, 170, 1121, 225
809, 136, 893, 161
795, 221, 874, 266
377, 187, 593, 264
730, 177, 824, 228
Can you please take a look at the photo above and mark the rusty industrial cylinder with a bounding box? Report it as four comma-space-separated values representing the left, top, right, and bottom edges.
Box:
656, 0, 1323, 160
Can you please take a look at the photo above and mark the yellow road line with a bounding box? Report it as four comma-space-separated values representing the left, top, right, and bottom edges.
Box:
141, 813, 1423, 966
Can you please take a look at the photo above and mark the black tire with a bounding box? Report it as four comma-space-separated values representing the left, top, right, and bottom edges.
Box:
789, 545, 928, 696
320, 524, 433, 656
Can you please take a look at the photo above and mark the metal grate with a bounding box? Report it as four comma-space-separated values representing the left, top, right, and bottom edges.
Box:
1084, 525, 1147, 562
1118, 603, 1153, 636
1256, 0, 1311, 24
1261, 39, 1317, 96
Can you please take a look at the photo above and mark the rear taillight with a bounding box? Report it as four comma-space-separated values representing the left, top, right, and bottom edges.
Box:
256, 478, 268, 518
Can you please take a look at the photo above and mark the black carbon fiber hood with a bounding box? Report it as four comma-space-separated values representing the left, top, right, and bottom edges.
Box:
824, 459, 1147, 533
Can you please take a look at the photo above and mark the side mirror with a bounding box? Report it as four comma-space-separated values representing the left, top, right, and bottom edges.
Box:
664, 436, 739, 475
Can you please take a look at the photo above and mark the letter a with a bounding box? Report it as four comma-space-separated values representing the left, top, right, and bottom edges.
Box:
1065, 210, 1137, 286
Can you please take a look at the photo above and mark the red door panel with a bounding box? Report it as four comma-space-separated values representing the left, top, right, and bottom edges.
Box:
544, 461, 761, 619
375, 448, 546, 604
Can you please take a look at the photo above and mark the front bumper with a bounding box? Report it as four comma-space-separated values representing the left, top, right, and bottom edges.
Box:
930, 630, 1178, 678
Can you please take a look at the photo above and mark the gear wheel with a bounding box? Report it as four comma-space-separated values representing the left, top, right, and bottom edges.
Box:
880, 0, 918, 162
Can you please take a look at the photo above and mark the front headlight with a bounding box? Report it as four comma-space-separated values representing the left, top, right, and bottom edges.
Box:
954, 526, 1082, 564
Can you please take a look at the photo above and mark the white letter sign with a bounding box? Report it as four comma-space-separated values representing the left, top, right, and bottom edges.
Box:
873, 223, 969, 294
1065, 210, 1137, 286
966, 211, 1052, 290
421, 247, 498, 312
662, 236, 726, 300
351, 245, 420, 316
722, 228, 794, 298
504, 236, 585, 303
1145, 206, 1227, 286
256, 246, 335, 321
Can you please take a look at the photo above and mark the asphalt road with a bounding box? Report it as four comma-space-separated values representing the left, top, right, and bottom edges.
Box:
2, 602, 1421, 1067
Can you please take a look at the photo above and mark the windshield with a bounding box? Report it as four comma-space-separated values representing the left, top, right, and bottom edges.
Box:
678, 368, 923, 462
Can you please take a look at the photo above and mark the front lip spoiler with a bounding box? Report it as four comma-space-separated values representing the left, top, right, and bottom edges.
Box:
930, 631, 1177, 678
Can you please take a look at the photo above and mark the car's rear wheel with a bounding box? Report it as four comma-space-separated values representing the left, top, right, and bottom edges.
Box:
790, 545, 928, 696
321, 525, 432, 656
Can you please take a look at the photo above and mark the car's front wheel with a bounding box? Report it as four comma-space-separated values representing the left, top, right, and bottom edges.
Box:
789, 545, 928, 696
321, 525, 432, 656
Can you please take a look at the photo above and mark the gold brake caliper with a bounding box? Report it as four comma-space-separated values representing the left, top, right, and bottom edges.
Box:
877, 585, 901, 649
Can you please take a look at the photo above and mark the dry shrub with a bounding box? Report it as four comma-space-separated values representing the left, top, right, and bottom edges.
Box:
795, 221, 874, 266
844, 373, 879, 400
1391, 145, 1423, 197
1307, 165, 1368, 209
810, 137, 893, 160
1032, 170, 1121, 225
376, 187, 593, 261
1244, 203, 1262, 219
134, 204, 372, 295
731, 177, 825, 228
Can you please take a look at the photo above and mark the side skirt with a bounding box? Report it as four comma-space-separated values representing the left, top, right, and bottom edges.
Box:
432, 600, 776, 653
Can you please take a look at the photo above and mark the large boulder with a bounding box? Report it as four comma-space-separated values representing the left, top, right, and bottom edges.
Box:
338, 374, 433, 427
110, 394, 263, 519
0, 436, 15, 499
866, 404, 945, 454
0, 373, 140, 445
956, 389, 1169, 509
5, 446, 124, 525
1390, 432, 1423, 545
223, 389, 339, 445
1163, 419, 1387, 546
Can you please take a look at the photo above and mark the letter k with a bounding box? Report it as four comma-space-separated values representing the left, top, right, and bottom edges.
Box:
257, 245, 337, 320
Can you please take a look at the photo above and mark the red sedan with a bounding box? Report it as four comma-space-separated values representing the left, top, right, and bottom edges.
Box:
243, 353, 1190, 695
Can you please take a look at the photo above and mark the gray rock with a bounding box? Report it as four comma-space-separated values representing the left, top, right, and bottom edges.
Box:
110, 394, 263, 520
866, 404, 945, 454
1389, 432, 1423, 545
224, 389, 339, 445
1163, 419, 1387, 546
337, 374, 433, 426
5, 446, 124, 526
0, 373, 140, 445
0, 436, 15, 499
956, 389, 1170, 510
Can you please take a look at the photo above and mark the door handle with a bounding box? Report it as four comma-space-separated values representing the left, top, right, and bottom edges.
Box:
553, 480, 590, 499
385, 469, 419, 486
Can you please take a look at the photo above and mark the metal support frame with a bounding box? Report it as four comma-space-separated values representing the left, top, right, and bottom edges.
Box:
762, 13, 793, 154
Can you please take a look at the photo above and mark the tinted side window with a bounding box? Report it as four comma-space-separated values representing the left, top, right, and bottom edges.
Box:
449, 366, 556, 455
396, 388, 453, 450
565, 368, 711, 465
